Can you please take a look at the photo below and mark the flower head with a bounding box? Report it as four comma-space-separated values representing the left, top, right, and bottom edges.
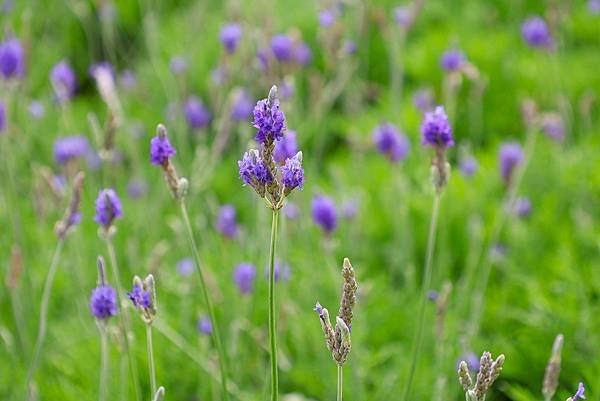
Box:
128, 275, 157, 324
341, 199, 359, 219
29, 100, 45, 119
459, 156, 478, 177
150, 130, 176, 165
127, 179, 148, 199
217, 204, 239, 239
231, 90, 254, 121
284, 202, 300, 220
294, 41, 312, 66
522, 17, 553, 49
590, 0, 600, 13
253, 97, 286, 144
177, 258, 194, 276
513, 197, 532, 218
373, 122, 410, 162
197, 316, 212, 335
90, 285, 118, 319
541, 113, 565, 141
270, 34, 294, 62
394, 6, 412, 27
53, 135, 90, 165
274, 130, 298, 163
220, 23, 242, 53
312, 195, 338, 234
421, 106, 454, 148
440, 49, 466, 72
319, 9, 336, 28
128, 284, 151, 308
413, 88, 434, 112
0, 38, 24, 80
281, 152, 304, 191
499, 143, 524, 184
94, 188, 123, 228
169, 56, 188, 75
314, 301, 324, 316
233, 263, 256, 294
265, 259, 291, 282
51, 60, 76, 103
184, 96, 211, 129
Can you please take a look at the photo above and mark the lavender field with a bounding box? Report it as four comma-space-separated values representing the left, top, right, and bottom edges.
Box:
1, 1, 600, 400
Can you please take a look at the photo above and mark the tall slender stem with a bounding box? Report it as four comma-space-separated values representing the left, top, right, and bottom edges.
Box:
179, 201, 230, 401
337, 364, 343, 401
99, 325, 109, 401
146, 324, 157, 396
106, 237, 142, 401
268, 209, 280, 401
401, 194, 441, 401
27, 238, 65, 397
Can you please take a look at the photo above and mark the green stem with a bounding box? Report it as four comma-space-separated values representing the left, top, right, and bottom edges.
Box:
268, 209, 280, 401
27, 239, 65, 397
99, 325, 109, 401
179, 201, 230, 401
401, 194, 441, 401
106, 236, 142, 401
146, 324, 157, 396
337, 364, 343, 401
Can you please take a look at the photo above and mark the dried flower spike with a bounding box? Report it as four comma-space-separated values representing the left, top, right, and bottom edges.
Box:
543, 334, 563, 401
458, 351, 505, 401
54, 172, 85, 239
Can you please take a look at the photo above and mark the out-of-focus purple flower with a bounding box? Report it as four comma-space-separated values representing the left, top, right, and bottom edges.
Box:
490, 243, 507, 261
89, 61, 115, 80
233, 263, 256, 295
394, 6, 412, 27
456, 352, 480, 372
590, 0, 600, 13
53, 135, 90, 165
54, 174, 67, 191
197, 316, 212, 335
127, 179, 148, 199
521, 17, 553, 49
217, 204, 239, 239
572, 383, 585, 401
413, 88, 434, 112
184, 96, 211, 129
294, 42, 313, 66
319, 9, 336, 28
253, 97, 286, 144
177, 258, 194, 276
2, 0, 14, 14
127, 284, 152, 308
279, 81, 295, 100
427, 290, 439, 301
373, 122, 410, 162
284, 202, 300, 220
281, 152, 304, 190
274, 130, 298, 163
440, 49, 466, 72
541, 113, 565, 141
270, 34, 294, 62
265, 259, 291, 282
499, 143, 523, 184
86, 151, 102, 171
119, 70, 137, 90
29, 100, 45, 119
94, 188, 123, 227
459, 156, 478, 177
0, 101, 5, 133
169, 56, 188, 76
211, 67, 227, 85
421, 106, 454, 148
219, 23, 242, 54
343, 40, 357, 55
231, 90, 254, 121
150, 130, 176, 165
257, 48, 270, 71
50, 60, 76, 103
513, 197, 531, 218
341, 199, 358, 219
90, 285, 118, 319
0, 38, 24, 79
312, 195, 338, 234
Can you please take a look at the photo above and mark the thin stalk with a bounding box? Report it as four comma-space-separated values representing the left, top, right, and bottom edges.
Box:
146, 324, 157, 396
267, 209, 280, 401
99, 325, 109, 401
179, 201, 230, 401
106, 237, 142, 401
401, 194, 441, 401
27, 239, 65, 396
337, 364, 343, 401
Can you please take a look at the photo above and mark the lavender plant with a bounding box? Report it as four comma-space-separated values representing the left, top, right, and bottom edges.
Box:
457, 351, 505, 401
237, 85, 304, 401
314, 258, 358, 401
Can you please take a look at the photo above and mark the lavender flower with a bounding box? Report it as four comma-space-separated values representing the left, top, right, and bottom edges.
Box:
169, 56, 188, 76
127, 179, 148, 199
264, 259, 291, 282
314, 301, 324, 316
343, 40, 357, 55
53, 135, 90, 165
373, 122, 410, 162
270, 34, 294, 62
29, 100, 45, 119
459, 156, 478, 177
341, 199, 358, 219
197, 316, 212, 335
541, 113, 565, 141
522, 17, 553, 49
128, 284, 152, 308
256, 48, 270, 71
233, 263, 256, 294
284, 202, 300, 220
394, 6, 412, 27
456, 351, 480, 372
571, 383, 585, 401
0, 101, 5, 133
0, 38, 24, 79
94, 188, 123, 228
513, 197, 531, 218
312, 195, 338, 234
217, 204, 239, 239
184, 97, 211, 129
440, 49, 466, 72
253, 96, 286, 144
413, 88, 434, 112
128, 275, 157, 324
150, 129, 176, 165
421, 106, 454, 148
294, 41, 313, 66
219, 23, 242, 54
590, 0, 600, 13
90, 285, 118, 319
319, 9, 336, 28
281, 152, 305, 191
231, 90, 254, 121
50, 60, 76, 103
177, 258, 194, 276
119, 69, 137, 90
499, 143, 524, 184
274, 130, 298, 163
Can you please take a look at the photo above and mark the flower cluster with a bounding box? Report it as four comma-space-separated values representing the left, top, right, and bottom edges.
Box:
372, 122, 410, 163
233, 262, 256, 295
312, 195, 338, 234
90, 257, 118, 320
458, 351, 505, 401
253, 93, 286, 144
216, 204, 239, 239
499, 142, 523, 185
53, 135, 90, 165
421, 106, 454, 192
50, 60, 77, 103
219, 23, 242, 54
94, 188, 123, 229
522, 17, 554, 50
440, 49, 466, 72
128, 274, 157, 324
0, 38, 25, 80
150, 124, 188, 200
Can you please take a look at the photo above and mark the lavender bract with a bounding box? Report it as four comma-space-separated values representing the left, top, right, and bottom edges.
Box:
522, 17, 553, 49
440, 49, 466, 72
219, 23, 242, 54
373, 122, 410, 162
421, 106, 454, 148
53, 135, 90, 165
94, 188, 123, 228
0, 38, 24, 79
233, 263, 256, 295
185, 97, 211, 129
150, 130, 176, 165
90, 285, 118, 319
499, 142, 524, 184
270, 34, 294, 62
217, 204, 239, 239
312, 195, 338, 234
50, 60, 76, 103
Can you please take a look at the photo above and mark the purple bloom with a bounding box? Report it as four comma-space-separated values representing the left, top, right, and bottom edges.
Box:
572, 383, 585, 401
427, 290, 439, 301
413, 88, 434, 112
341, 199, 358, 219
177, 258, 194, 276
29, 100, 45, 119
169, 56, 188, 75
197, 316, 212, 335
233, 263, 256, 295
319, 9, 336, 28
279, 81, 295, 100
513, 197, 531, 218
184, 97, 211, 129
314, 301, 324, 316
211, 67, 227, 85
343, 40, 357, 55
252, 97, 286, 144
294, 42, 312, 66
394, 6, 412, 27
90, 285, 118, 319
53, 135, 90, 165
50, 60, 76, 103
499, 143, 524, 184
312, 195, 338, 234
127, 179, 148, 199
459, 156, 478, 177
274, 130, 298, 163
119, 70, 137, 90
440, 49, 466, 72
281, 152, 304, 190
421, 106, 454, 148
541, 113, 565, 141
0, 101, 5, 133
0, 38, 24, 79
373, 122, 410, 162
284, 202, 300, 220
522, 17, 553, 49
256, 48, 270, 71
231, 90, 254, 121
219, 23, 242, 54
217, 204, 239, 239
238, 151, 258, 186
254, 159, 274, 185
127, 284, 152, 308
456, 352, 481, 372
590, 0, 600, 13
265, 259, 291, 282
150, 131, 176, 165
270, 34, 294, 62
94, 188, 123, 227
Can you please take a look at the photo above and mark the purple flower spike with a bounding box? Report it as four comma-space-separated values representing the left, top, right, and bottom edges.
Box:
312, 195, 338, 234
440, 49, 466, 72
0, 38, 24, 80
541, 113, 565, 141
150, 130, 176, 165
274, 130, 298, 163
169, 56, 188, 76
94, 188, 123, 228
343, 40, 357, 55
572, 382, 585, 401
220, 23, 242, 54
238, 151, 258, 186
233, 263, 256, 295
499, 143, 524, 184
177, 258, 194, 276
50, 60, 76, 103
319, 9, 336, 28
513, 197, 532, 218
284, 202, 300, 220
459, 156, 478, 177
90, 285, 118, 319
373, 122, 410, 162
127, 179, 148, 199
270, 34, 294, 62
413, 88, 434, 113
0, 101, 6, 133
590, 0, 600, 13
253, 97, 286, 144
294, 42, 313, 66
421, 106, 454, 148
217, 204, 239, 239
53, 135, 90, 165
197, 316, 212, 335
127, 284, 152, 308
341, 199, 358, 219
184, 96, 211, 129
281, 152, 304, 190
394, 6, 412, 27
231, 90, 254, 121
29, 101, 45, 119
522, 17, 554, 49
